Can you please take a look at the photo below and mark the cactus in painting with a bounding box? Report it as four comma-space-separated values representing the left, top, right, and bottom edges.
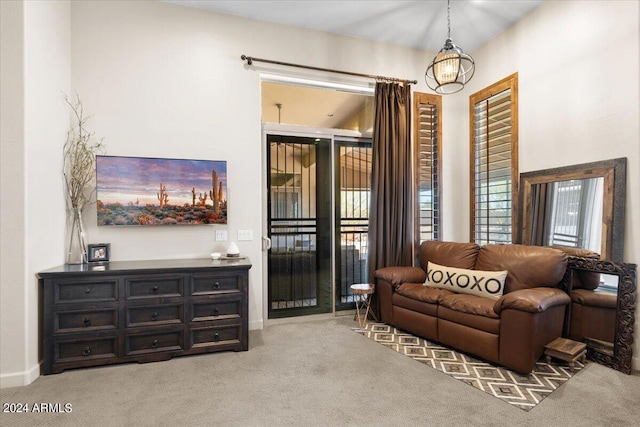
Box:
198, 192, 208, 207
192, 187, 196, 207
209, 170, 219, 212
157, 183, 169, 207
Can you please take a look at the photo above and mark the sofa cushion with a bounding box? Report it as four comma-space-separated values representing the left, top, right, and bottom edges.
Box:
438, 306, 500, 334
393, 293, 439, 317
439, 294, 500, 319
493, 288, 570, 314
419, 240, 480, 271
396, 282, 453, 304
425, 262, 507, 300
475, 244, 567, 293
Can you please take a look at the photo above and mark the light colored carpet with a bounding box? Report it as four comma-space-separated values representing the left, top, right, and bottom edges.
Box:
1, 316, 639, 426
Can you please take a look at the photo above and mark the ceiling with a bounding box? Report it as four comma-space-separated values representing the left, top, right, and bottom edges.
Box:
165, 0, 543, 53
164, 0, 544, 130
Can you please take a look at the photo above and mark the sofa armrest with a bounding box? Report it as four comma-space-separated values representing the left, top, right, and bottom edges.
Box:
374, 267, 425, 287
494, 288, 570, 314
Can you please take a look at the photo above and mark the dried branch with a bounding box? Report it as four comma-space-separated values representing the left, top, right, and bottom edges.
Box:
63, 93, 105, 212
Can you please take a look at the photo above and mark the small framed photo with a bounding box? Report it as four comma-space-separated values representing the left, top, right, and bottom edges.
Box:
87, 243, 111, 263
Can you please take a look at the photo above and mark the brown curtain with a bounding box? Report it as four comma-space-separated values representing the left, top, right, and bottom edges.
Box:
367, 82, 413, 288
530, 183, 549, 245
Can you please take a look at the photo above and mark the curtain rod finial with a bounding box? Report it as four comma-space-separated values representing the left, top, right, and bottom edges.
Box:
241, 54, 253, 65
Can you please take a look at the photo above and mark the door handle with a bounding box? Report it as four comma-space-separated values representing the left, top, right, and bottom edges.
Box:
262, 236, 272, 251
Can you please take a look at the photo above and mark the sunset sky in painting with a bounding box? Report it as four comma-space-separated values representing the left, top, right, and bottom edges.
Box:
96, 156, 227, 206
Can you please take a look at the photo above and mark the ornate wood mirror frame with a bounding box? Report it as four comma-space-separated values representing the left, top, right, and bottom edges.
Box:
567, 256, 636, 374
519, 158, 627, 262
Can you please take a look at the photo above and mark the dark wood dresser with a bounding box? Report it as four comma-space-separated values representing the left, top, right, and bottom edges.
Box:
37, 258, 251, 375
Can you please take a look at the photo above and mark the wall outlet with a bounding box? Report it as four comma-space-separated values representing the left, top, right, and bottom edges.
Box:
237, 229, 253, 241
215, 230, 228, 241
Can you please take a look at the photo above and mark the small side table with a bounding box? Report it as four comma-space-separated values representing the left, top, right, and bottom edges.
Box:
350, 283, 377, 328
544, 337, 587, 372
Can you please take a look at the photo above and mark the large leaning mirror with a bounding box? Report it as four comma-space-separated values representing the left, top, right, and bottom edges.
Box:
518, 157, 627, 262
519, 158, 632, 373
565, 257, 636, 374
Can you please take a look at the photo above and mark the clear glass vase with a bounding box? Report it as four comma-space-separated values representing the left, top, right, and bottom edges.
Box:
66, 208, 87, 264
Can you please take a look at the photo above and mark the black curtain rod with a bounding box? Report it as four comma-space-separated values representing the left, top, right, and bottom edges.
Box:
241, 55, 417, 85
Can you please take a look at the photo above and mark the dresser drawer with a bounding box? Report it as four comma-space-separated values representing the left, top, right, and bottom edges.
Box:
125, 275, 184, 299
54, 336, 118, 363
192, 274, 241, 295
126, 304, 184, 327
125, 330, 184, 355
55, 308, 118, 333
190, 295, 242, 322
190, 324, 241, 349
55, 279, 118, 303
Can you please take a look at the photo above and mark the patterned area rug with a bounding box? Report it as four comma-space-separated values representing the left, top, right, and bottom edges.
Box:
354, 322, 586, 411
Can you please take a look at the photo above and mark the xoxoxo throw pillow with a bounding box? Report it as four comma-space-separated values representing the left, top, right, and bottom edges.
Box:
424, 262, 508, 300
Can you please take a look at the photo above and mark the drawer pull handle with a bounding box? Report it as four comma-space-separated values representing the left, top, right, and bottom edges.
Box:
213, 308, 219, 315
214, 282, 220, 289
213, 332, 220, 342
151, 340, 159, 348
85, 288, 91, 294
151, 312, 159, 321
83, 347, 91, 356
83, 318, 92, 327
152, 286, 159, 293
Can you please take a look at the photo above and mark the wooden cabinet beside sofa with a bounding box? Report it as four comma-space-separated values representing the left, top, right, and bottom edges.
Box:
38, 258, 251, 375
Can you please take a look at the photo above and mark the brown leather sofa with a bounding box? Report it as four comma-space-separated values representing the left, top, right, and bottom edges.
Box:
374, 241, 570, 374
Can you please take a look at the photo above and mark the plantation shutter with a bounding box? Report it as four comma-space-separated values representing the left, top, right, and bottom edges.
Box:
414, 93, 442, 246
470, 74, 518, 245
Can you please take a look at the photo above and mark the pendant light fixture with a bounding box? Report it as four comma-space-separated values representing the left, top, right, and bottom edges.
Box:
425, 0, 475, 94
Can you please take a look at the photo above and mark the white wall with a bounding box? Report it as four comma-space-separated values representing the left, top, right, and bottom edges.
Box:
0, 0, 70, 388
0, 0, 27, 387
24, 0, 71, 385
441, 0, 640, 367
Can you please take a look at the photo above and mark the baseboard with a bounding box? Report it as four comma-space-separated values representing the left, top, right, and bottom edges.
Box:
264, 312, 340, 327
249, 319, 263, 330
0, 363, 39, 389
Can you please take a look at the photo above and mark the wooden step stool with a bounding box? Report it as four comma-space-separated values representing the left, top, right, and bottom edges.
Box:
544, 337, 587, 372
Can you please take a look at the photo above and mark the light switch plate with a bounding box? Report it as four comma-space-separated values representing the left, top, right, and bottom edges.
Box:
237, 230, 253, 241
215, 230, 228, 241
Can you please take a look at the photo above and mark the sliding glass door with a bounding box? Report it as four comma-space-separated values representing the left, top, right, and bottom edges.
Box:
266, 133, 371, 319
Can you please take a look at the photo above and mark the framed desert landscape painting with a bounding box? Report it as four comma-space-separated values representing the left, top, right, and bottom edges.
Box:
96, 155, 227, 226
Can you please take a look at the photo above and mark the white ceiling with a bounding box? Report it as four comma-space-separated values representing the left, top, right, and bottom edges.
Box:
165, 0, 543, 53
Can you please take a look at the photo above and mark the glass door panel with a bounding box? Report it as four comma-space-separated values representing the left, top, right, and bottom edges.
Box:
335, 140, 372, 311
267, 135, 332, 318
